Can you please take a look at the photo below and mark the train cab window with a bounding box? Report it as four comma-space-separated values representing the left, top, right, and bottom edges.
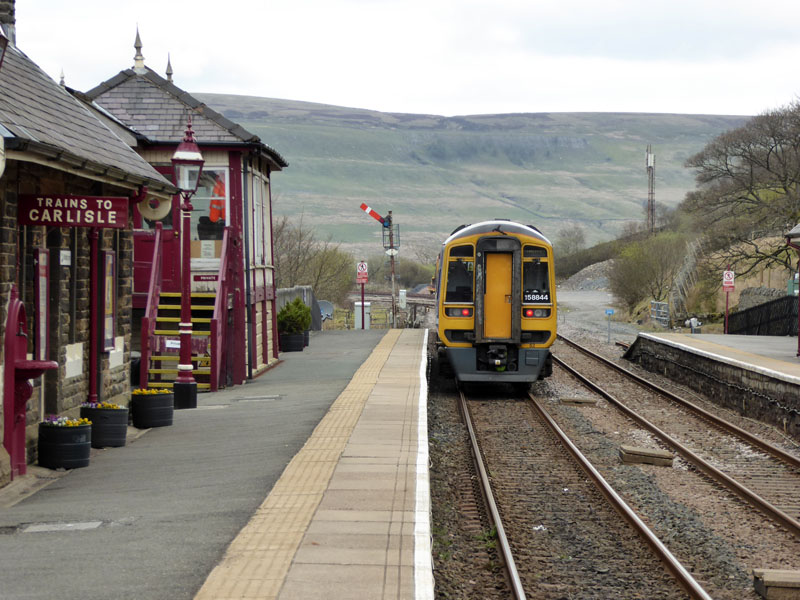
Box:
523, 246, 550, 303
450, 245, 474, 258
523, 246, 548, 258
445, 245, 474, 303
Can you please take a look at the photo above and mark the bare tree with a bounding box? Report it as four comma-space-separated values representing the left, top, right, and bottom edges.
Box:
609, 232, 687, 311
554, 223, 587, 257
682, 102, 800, 276
273, 215, 355, 305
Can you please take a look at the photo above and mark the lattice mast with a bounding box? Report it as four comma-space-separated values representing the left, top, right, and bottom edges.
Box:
646, 145, 656, 232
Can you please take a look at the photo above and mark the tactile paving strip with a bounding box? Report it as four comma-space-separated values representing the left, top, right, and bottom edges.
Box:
195, 329, 402, 600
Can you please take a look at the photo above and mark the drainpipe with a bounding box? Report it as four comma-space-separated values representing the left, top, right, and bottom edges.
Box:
88, 228, 99, 402
267, 167, 279, 359
242, 156, 254, 380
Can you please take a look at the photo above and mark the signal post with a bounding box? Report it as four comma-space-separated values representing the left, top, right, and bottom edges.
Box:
359, 203, 398, 327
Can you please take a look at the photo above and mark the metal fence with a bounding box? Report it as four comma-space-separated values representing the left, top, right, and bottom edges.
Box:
728, 295, 798, 336
650, 301, 670, 327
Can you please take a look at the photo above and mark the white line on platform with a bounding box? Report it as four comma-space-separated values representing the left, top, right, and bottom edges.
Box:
415, 328, 435, 599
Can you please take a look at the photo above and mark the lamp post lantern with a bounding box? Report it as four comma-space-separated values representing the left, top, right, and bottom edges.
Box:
171, 117, 204, 408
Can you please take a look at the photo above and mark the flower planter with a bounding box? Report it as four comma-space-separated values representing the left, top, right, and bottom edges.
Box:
38, 423, 91, 470
131, 392, 174, 428
279, 333, 304, 352
80, 407, 128, 448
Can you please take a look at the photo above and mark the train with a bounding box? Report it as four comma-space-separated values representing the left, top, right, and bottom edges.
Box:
430, 219, 557, 386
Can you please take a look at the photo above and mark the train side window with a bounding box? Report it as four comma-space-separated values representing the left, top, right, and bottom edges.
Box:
446, 258, 474, 303
523, 261, 550, 303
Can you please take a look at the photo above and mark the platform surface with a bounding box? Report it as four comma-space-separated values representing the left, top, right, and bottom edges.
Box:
195, 327, 432, 600
0, 328, 432, 600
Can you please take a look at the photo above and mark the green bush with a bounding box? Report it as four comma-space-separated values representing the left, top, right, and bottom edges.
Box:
277, 298, 312, 334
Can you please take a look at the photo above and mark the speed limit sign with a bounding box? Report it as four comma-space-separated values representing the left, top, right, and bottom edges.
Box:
722, 270, 734, 291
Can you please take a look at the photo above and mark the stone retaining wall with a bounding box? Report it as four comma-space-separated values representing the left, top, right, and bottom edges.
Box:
625, 337, 800, 442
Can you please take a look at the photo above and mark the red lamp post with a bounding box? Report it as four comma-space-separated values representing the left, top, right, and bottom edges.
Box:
171, 117, 204, 408
786, 224, 800, 357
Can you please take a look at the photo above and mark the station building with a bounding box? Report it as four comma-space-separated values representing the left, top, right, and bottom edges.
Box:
0, 14, 178, 484
0, 5, 287, 484
83, 34, 288, 393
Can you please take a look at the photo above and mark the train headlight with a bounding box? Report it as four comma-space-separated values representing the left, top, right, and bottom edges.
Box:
523, 308, 550, 318
445, 307, 473, 317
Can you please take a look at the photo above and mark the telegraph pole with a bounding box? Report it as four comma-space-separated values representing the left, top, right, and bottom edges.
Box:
646, 145, 656, 233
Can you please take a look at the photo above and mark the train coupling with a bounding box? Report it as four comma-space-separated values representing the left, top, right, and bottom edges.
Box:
485, 344, 517, 372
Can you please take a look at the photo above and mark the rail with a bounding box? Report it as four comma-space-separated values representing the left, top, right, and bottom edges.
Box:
210, 227, 233, 391
557, 334, 800, 468
457, 386, 527, 600
524, 391, 712, 600
140, 222, 163, 389
554, 334, 800, 538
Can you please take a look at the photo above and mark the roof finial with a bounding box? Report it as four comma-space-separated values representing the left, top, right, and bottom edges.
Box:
59, 69, 65, 86
166, 53, 173, 83
133, 26, 146, 74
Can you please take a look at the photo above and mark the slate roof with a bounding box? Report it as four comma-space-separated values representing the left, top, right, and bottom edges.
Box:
0, 44, 177, 196
85, 68, 288, 170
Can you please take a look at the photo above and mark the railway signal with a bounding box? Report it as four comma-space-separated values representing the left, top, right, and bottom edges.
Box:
359, 203, 397, 327
360, 203, 390, 228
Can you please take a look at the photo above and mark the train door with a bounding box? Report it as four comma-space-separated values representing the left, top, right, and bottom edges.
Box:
484, 253, 512, 338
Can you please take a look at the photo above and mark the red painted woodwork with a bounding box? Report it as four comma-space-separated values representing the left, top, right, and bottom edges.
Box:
3, 286, 58, 479
140, 223, 164, 389
133, 168, 180, 309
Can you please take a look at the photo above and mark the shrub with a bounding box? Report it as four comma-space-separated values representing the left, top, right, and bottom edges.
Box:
277, 298, 312, 334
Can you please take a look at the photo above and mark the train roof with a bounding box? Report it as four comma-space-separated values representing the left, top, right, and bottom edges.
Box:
444, 220, 552, 246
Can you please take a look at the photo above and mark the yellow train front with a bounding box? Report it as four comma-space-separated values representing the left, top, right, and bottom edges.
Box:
433, 220, 556, 384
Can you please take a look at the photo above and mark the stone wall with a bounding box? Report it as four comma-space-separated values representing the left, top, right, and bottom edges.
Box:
626, 336, 800, 441
736, 286, 787, 311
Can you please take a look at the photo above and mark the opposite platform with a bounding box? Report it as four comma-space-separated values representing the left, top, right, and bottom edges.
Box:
195, 328, 433, 600
626, 332, 800, 441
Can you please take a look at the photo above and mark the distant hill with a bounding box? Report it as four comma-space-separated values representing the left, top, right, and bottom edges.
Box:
197, 93, 748, 258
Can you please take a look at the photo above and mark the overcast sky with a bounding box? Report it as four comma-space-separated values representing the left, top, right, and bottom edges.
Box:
13, 0, 800, 117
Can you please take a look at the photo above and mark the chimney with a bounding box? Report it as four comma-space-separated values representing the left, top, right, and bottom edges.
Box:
0, 0, 15, 46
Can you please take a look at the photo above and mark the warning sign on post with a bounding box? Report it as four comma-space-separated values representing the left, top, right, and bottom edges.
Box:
722, 270, 735, 291
356, 261, 368, 284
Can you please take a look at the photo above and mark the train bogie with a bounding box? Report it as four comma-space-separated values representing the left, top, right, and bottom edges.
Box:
433, 220, 556, 384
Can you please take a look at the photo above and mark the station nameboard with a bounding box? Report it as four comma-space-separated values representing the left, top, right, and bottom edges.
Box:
18, 195, 128, 229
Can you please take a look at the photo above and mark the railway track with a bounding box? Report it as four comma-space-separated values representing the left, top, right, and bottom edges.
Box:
555, 333, 800, 536
457, 385, 709, 599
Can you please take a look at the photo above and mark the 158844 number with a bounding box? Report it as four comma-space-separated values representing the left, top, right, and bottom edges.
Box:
523, 291, 550, 303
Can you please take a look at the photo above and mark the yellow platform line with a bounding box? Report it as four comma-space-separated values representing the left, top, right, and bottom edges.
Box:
194, 329, 402, 600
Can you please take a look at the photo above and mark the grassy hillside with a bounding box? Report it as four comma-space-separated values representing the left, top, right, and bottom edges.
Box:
197, 94, 747, 258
